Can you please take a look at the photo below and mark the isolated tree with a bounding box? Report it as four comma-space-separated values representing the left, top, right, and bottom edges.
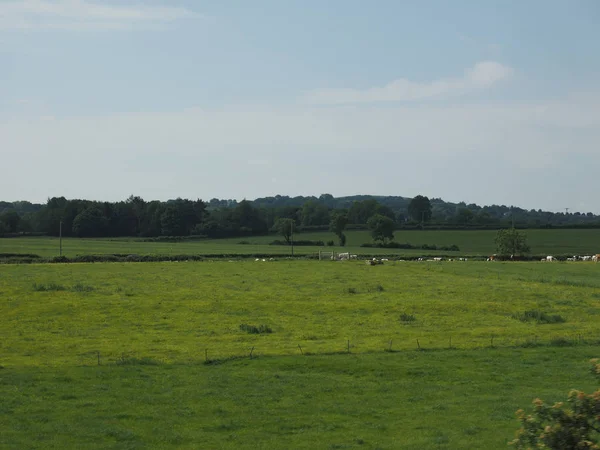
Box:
367, 214, 395, 245
329, 211, 348, 247
408, 195, 432, 223
495, 228, 530, 257
272, 218, 294, 244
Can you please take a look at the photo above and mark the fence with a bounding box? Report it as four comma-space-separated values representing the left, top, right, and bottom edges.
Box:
16, 333, 598, 369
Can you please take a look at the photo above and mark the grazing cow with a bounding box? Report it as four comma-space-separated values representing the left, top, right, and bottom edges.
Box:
487, 254, 497, 261
338, 252, 350, 261
593, 254, 600, 262
350, 254, 358, 259
433, 257, 443, 262
582, 256, 592, 261
546, 256, 555, 262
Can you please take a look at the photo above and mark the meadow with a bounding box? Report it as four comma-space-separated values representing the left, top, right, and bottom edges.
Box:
2, 227, 600, 258
2, 260, 600, 448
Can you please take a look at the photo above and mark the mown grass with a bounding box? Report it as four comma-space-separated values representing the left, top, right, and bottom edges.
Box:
2, 260, 600, 448
1, 348, 599, 449
2, 228, 600, 257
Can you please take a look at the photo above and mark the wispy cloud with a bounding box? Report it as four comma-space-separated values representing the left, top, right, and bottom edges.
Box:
0, 0, 200, 31
303, 61, 514, 105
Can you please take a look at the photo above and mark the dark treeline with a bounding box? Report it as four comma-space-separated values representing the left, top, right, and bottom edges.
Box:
1, 194, 599, 238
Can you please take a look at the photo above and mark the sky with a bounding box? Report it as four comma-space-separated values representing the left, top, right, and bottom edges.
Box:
1, 0, 599, 212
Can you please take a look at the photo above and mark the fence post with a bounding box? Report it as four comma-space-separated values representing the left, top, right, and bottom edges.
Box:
298, 344, 303, 355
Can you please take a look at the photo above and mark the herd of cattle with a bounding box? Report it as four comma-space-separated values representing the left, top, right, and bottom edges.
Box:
487, 254, 600, 262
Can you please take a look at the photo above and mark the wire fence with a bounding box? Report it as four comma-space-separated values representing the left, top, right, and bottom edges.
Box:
25, 333, 597, 368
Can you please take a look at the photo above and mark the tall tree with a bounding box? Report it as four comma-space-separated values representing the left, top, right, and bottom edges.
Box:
272, 218, 294, 244
72, 207, 108, 237
329, 211, 348, 246
367, 214, 395, 245
0, 210, 20, 233
408, 195, 432, 223
495, 228, 530, 256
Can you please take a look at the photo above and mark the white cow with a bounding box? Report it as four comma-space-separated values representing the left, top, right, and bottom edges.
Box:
546, 256, 555, 262
593, 254, 600, 262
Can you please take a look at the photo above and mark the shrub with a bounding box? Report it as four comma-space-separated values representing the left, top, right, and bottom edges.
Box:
327, 240, 335, 246
511, 390, 600, 448
400, 313, 416, 323
71, 283, 95, 292
511, 310, 566, 324
32, 282, 67, 292
346, 287, 358, 294
239, 324, 273, 334
550, 337, 575, 347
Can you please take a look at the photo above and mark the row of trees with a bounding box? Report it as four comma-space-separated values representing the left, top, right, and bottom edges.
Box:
2, 194, 599, 239
0, 195, 412, 240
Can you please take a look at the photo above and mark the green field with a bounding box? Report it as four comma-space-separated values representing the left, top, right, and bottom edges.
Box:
2, 228, 600, 258
2, 260, 600, 448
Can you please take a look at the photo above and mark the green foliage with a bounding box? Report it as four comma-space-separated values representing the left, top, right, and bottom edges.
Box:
239, 324, 273, 334
408, 195, 432, 223
511, 310, 566, 324
0, 209, 20, 233
32, 282, 67, 291
511, 388, 600, 449
329, 211, 349, 246
72, 207, 108, 237
367, 214, 395, 244
400, 313, 416, 323
271, 218, 294, 244
495, 228, 531, 256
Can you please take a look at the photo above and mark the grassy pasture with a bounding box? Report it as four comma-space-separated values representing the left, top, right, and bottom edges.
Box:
2, 228, 600, 258
2, 260, 600, 366
2, 348, 598, 449
2, 260, 600, 449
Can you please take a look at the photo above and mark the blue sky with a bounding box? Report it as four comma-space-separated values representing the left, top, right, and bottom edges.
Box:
1, 0, 599, 212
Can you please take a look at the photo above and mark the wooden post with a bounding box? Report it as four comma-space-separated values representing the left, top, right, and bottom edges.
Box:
298, 344, 303, 355
388, 340, 393, 352
417, 339, 421, 350
249, 347, 254, 359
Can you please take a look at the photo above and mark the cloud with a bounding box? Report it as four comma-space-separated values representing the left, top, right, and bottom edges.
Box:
0, 0, 200, 31
302, 61, 514, 105
2, 90, 599, 213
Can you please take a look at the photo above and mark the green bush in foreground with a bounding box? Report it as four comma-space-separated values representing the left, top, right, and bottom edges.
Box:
511, 359, 600, 449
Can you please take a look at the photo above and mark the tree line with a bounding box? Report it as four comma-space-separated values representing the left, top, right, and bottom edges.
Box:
1, 194, 599, 239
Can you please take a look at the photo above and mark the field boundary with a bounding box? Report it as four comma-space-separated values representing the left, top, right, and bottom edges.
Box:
8, 334, 599, 370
